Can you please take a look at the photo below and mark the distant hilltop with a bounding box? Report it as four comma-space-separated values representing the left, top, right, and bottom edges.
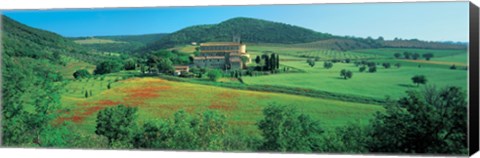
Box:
139, 17, 467, 53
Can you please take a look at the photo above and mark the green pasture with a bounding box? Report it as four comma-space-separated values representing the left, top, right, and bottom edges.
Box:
74, 38, 126, 44
242, 59, 467, 100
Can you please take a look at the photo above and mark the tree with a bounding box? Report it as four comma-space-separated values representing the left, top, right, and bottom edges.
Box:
359, 66, 366, 72
403, 52, 411, 59
73, 69, 91, 79
412, 53, 420, 60
95, 105, 138, 144
157, 58, 174, 74
262, 54, 270, 71
411, 75, 427, 87
422, 53, 434, 60
368, 65, 377, 73
107, 83, 111, 89
394, 63, 401, 68
382, 63, 391, 69
340, 69, 353, 79
241, 56, 249, 66
323, 62, 333, 69
450, 64, 457, 70
258, 103, 323, 152
394, 53, 402, 59
94, 60, 123, 75
85, 91, 89, 98
255, 56, 261, 65
307, 58, 316, 67
132, 109, 227, 150
367, 86, 467, 154
124, 59, 136, 70
207, 69, 222, 81
270, 53, 277, 70
344, 58, 351, 63
147, 55, 160, 73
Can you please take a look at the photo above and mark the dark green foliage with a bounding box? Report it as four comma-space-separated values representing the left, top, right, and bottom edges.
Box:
340, 69, 353, 79
207, 69, 223, 81
107, 83, 111, 89
318, 123, 369, 153
359, 66, 366, 72
394, 53, 402, 58
157, 58, 174, 74
85, 91, 89, 98
368, 65, 377, 73
367, 86, 467, 154
411, 75, 427, 87
73, 69, 91, 79
412, 53, 420, 60
423, 53, 434, 60
323, 61, 333, 69
403, 52, 411, 59
344, 58, 351, 63
95, 105, 138, 144
133, 110, 227, 150
394, 63, 402, 68
94, 60, 123, 75
450, 64, 457, 70
255, 56, 261, 65
258, 103, 323, 152
124, 58, 136, 70
307, 58, 316, 67
142, 17, 334, 51
382, 63, 391, 69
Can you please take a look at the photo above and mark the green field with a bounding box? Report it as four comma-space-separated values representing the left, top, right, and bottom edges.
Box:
74, 38, 126, 44
242, 46, 468, 100
59, 75, 384, 135
248, 44, 379, 60
56, 44, 468, 144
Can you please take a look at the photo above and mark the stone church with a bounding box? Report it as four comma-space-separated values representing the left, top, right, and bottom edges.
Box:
193, 36, 250, 70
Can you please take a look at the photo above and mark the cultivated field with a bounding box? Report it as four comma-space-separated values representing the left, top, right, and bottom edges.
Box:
243, 46, 468, 100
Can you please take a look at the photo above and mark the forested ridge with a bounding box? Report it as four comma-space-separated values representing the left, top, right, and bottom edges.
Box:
141, 17, 466, 53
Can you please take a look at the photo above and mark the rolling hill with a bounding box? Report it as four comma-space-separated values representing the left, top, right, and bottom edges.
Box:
141, 17, 337, 52
70, 33, 168, 53
140, 17, 466, 53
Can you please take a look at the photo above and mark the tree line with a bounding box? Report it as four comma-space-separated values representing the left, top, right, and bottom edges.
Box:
91, 85, 467, 154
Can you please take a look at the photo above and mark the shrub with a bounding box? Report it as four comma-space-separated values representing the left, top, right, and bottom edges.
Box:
207, 69, 223, 82
73, 69, 91, 79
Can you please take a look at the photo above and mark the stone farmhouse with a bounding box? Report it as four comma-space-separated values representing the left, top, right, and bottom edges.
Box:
193, 37, 250, 70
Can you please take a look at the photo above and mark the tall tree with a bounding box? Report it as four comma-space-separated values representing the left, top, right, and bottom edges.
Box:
258, 103, 323, 152
411, 75, 427, 87
95, 105, 138, 145
368, 86, 467, 154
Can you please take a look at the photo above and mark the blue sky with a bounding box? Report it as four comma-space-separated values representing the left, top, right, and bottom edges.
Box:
2, 1, 469, 42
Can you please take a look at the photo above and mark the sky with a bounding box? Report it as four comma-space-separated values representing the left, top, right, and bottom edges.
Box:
1, 1, 470, 42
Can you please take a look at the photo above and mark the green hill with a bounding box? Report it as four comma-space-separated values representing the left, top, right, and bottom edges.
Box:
70, 33, 168, 53
141, 17, 466, 53
1, 15, 90, 146
141, 17, 336, 52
